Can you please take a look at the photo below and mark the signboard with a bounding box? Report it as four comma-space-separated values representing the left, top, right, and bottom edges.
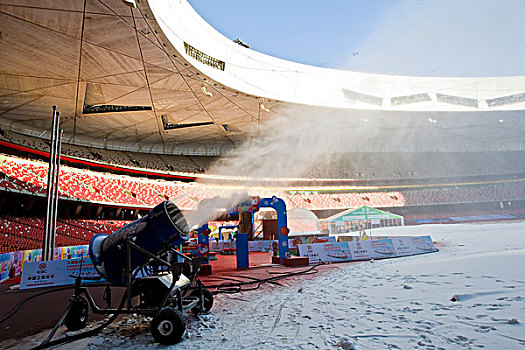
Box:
338, 235, 401, 242
410, 236, 437, 253
392, 236, 437, 256
297, 242, 353, 264
369, 239, 396, 258
303, 236, 336, 244
347, 240, 373, 260
60, 245, 88, 260
0, 245, 92, 283
288, 238, 303, 249
248, 240, 272, 252
210, 240, 237, 252
391, 237, 414, 256
20, 257, 103, 290
298, 236, 437, 265
246, 236, 336, 252
23, 249, 42, 264
0, 253, 11, 282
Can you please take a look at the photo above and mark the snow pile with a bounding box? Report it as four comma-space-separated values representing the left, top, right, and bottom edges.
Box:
11, 222, 525, 349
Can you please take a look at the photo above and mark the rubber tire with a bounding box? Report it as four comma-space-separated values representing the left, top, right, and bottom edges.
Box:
64, 296, 89, 331
151, 307, 186, 345
191, 288, 214, 314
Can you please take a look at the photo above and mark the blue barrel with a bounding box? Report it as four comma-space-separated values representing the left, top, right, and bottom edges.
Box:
89, 201, 189, 286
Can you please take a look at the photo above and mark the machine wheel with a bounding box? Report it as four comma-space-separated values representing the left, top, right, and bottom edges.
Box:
151, 307, 186, 345
191, 288, 214, 314
64, 296, 89, 331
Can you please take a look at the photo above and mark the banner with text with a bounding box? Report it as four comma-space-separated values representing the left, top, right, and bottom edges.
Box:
20, 257, 103, 289
210, 240, 237, 252
391, 236, 437, 256
297, 242, 353, 264
248, 240, 273, 252
298, 236, 436, 265
247, 236, 337, 252
347, 239, 397, 260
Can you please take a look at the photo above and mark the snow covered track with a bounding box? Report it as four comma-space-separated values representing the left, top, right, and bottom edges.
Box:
3, 222, 524, 349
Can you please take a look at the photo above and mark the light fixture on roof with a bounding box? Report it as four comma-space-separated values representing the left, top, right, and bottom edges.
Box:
222, 124, 241, 133
259, 102, 270, 112
233, 38, 250, 48
359, 117, 368, 122
122, 0, 137, 8
83, 104, 152, 114
201, 85, 213, 97
427, 117, 437, 123
499, 119, 504, 123
161, 115, 213, 130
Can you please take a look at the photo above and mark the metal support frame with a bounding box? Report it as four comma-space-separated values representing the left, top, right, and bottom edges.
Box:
71, 239, 201, 316
50, 129, 62, 258
42, 302, 73, 345
43, 106, 61, 261
38, 232, 207, 348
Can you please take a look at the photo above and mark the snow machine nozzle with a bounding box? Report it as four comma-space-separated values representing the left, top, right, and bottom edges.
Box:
89, 200, 190, 285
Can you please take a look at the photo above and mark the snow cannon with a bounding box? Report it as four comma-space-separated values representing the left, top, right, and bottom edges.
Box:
89, 200, 190, 286
39, 200, 214, 347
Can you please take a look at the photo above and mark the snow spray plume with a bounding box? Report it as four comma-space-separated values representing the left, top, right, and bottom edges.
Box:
180, 106, 456, 228
207, 106, 353, 180
183, 191, 249, 229
183, 105, 366, 228
179, 109, 524, 229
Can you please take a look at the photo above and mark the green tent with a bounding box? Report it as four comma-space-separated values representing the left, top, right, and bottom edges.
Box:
324, 206, 404, 235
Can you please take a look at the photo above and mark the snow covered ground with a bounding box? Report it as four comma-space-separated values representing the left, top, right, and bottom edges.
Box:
8, 221, 525, 349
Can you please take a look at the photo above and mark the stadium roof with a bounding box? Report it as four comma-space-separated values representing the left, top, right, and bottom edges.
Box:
0, 0, 524, 154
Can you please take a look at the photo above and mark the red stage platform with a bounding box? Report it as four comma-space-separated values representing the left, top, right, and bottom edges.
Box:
206, 251, 273, 273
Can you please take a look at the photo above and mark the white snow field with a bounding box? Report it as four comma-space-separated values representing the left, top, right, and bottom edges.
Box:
12, 221, 525, 349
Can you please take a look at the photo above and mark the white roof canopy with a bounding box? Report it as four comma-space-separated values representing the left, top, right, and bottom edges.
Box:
149, 0, 525, 112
